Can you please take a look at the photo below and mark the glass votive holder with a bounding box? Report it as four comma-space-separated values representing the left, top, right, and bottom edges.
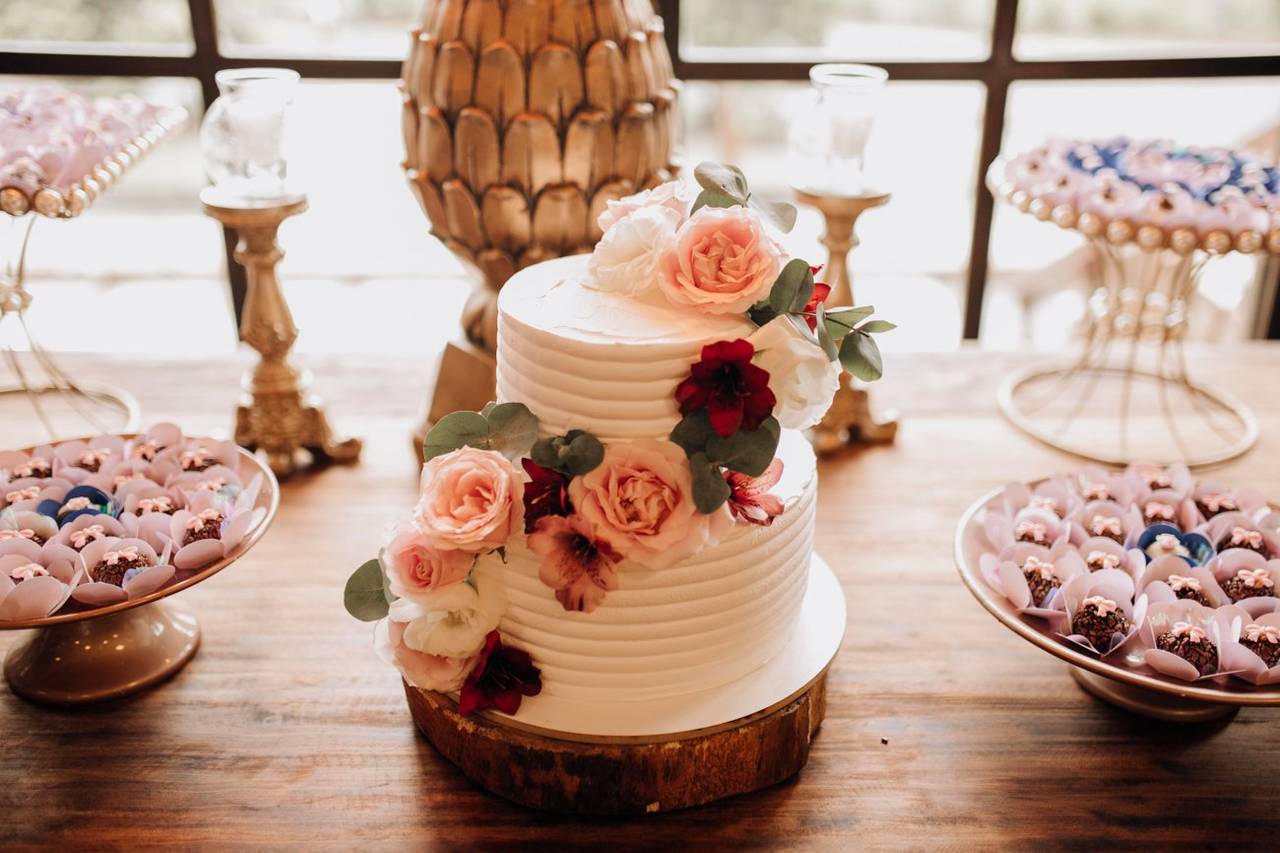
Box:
200, 68, 300, 201
788, 63, 888, 197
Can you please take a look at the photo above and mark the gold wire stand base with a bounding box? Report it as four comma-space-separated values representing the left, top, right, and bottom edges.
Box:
998, 362, 1258, 468
0, 377, 141, 443
1069, 666, 1239, 723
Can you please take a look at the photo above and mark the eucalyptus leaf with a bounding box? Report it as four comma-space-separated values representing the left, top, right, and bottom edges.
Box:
480, 401, 498, 416
670, 409, 714, 458
484, 402, 539, 458
564, 431, 605, 475
825, 305, 875, 331
423, 411, 489, 461
787, 311, 821, 347
749, 197, 798, 233
768, 259, 815, 315
858, 320, 897, 334
344, 558, 390, 622
839, 330, 884, 382
689, 452, 731, 514
694, 161, 749, 198
815, 304, 840, 361
706, 417, 780, 477
748, 301, 779, 328
691, 188, 741, 214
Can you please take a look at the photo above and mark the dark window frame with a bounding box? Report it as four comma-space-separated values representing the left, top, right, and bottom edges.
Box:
2, 0, 1278, 337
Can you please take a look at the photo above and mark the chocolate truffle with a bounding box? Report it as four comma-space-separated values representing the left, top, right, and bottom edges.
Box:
1142, 501, 1177, 527
1241, 624, 1280, 668
1028, 496, 1064, 519
1156, 624, 1218, 675
1218, 526, 1271, 558
1015, 520, 1050, 545
1081, 482, 1113, 502
68, 524, 107, 551
1085, 549, 1122, 572
183, 512, 224, 546
1088, 516, 1125, 544
1072, 596, 1131, 651
76, 450, 110, 473
179, 449, 216, 472
0, 528, 45, 546
9, 457, 51, 480
1220, 568, 1276, 603
1021, 556, 1059, 606
8, 562, 49, 584
92, 549, 151, 587
1196, 494, 1238, 520
1166, 574, 1211, 607
131, 439, 165, 462
136, 496, 176, 515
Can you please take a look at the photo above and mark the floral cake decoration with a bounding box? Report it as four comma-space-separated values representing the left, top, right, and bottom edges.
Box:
343, 163, 897, 716
977, 462, 1280, 685
0, 423, 266, 621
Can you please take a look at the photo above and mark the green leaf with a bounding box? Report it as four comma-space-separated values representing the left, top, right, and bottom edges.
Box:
748, 301, 779, 328
691, 187, 741, 215
484, 402, 539, 458
423, 411, 489, 461
480, 401, 498, 416
344, 558, 390, 622
694, 161, 749, 199
689, 452, 731, 514
670, 409, 715, 458
814, 304, 839, 361
839, 330, 884, 382
706, 417, 780, 477
749, 197, 798, 233
823, 306, 875, 341
858, 320, 897, 334
532, 429, 604, 475
768, 259, 815, 315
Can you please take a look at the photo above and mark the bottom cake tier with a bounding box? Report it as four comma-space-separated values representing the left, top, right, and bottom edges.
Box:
475, 429, 817, 705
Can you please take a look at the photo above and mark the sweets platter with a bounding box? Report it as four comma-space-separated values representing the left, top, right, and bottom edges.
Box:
1, 438, 278, 704
954, 481, 1280, 723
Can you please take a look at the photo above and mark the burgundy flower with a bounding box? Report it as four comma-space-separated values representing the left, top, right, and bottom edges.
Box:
675, 339, 776, 438
458, 630, 543, 716
527, 515, 622, 612
521, 458, 571, 533
802, 282, 832, 332
725, 458, 785, 526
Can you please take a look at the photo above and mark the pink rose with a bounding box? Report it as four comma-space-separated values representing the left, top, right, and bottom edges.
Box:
597, 180, 693, 234
415, 447, 525, 553
569, 439, 713, 570
378, 611, 475, 692
384, 523, 474, 602
658, 207, 782, 314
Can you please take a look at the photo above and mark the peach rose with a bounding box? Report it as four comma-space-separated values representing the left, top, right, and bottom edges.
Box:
658, 207, 782, 314
415, 447, 524, 553
384, 522, 474, 602
569, 439, 710, 570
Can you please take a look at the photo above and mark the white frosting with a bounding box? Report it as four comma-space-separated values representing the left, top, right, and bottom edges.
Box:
497, 256, 756, 442
492, 255, 820, 705
476, 430, 816, 702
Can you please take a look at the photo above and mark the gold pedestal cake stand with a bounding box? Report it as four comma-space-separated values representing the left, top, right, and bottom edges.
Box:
404, 555, 846, 814
954, 484, 1280, 723
2, 443, 278, 704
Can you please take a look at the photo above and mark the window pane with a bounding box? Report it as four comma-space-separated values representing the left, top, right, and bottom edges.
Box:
1015, 0, 1280, 60
0, 0, 192, 49
682, 80, 984, 351
681, 0, 995, 61
214, 0, 419, 59
985, 78, 1280, 349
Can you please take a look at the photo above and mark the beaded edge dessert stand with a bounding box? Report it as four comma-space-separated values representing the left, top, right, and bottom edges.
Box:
200, 188, 362, 478
989, 165, 1273, 468
402, 556, 846, 814
1, 442, 279, 704
793, 187, 899, 453
0, 108, 186, 441
953, 483, 1280, 723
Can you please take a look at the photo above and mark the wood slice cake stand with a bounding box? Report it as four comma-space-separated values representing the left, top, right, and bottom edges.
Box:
404, 556, 846, 814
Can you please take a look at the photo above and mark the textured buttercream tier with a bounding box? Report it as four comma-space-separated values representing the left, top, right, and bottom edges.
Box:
497, 255, 756, 442
475, 430, 817, 703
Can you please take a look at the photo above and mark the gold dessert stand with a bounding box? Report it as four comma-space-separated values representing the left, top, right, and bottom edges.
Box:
201, 189, 362, 477
989, 166, 1271, 467
2, 441, 278, 704
793, 187, 899, 453
954, 483, 1280, 723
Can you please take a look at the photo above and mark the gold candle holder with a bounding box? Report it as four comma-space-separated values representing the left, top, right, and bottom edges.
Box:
793, 187, 899, 452
201, 188, 362, 476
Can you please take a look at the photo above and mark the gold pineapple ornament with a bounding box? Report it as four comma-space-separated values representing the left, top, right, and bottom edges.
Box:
402, 0, 682, 460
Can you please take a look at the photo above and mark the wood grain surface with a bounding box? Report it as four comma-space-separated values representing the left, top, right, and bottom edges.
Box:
2, 348, 1279, 849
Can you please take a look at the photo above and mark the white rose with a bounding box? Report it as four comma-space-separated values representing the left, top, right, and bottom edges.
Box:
587, 205, 679, 295
747, 317, 840, 430
596, 180, 693, 233
397, 569, 506, 658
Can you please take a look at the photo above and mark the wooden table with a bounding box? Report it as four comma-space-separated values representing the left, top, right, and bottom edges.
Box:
3, 347, 1279, 849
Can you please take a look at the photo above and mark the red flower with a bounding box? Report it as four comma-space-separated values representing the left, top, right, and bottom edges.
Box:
521, 458, 571, 533
724, 458, 785, 526
802, 282, 832, 332
675, 339, 776, 438
458, 630, 542, 716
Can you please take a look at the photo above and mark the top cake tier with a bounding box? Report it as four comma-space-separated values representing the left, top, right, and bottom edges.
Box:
498, 255, 756, 442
